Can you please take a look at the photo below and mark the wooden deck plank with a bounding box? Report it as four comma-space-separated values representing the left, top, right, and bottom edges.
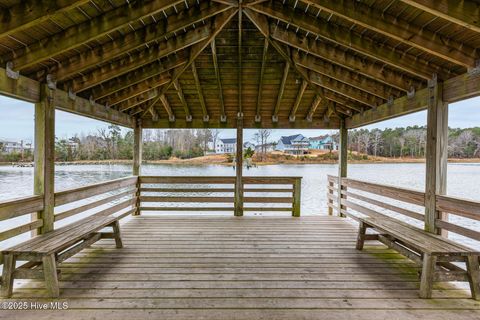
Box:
1, 215, 478, 320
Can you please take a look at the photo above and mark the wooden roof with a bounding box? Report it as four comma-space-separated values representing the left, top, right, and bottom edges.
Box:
0, 0, 479, 129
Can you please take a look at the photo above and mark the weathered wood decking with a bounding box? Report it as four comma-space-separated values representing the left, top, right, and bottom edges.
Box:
2, 215, 479, 320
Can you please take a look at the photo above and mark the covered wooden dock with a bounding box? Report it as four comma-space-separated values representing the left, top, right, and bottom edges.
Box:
1, 0, 480, 319
4, 215, 480, 320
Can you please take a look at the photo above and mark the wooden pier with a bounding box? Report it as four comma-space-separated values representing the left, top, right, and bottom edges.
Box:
1, 215, 479, 320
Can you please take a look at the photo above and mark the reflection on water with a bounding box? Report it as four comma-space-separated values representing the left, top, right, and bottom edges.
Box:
1, 162, 480, 247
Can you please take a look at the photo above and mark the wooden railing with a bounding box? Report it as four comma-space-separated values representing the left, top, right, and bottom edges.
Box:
139, 176, 302, 216
327, 175, 480, 245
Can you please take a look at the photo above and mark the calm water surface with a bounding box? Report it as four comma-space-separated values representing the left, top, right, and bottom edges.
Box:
1, 162, 479, 247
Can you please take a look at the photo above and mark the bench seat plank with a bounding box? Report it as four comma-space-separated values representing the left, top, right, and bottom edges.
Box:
3, 215, 118, 255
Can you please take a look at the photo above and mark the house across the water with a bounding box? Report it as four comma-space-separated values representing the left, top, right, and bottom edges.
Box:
309, 135, 338, 150
215, 138, 255, 154
275, 134, 310, 155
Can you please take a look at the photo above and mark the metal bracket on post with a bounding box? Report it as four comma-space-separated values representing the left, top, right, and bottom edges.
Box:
272, 115, 278, 122
46, 74, 56, 90
387, 96, 394, 107
289, 115, 295, 122
6, 62, 19, 79
152, 112, 159, 122
203, 114, 209, 122
89, 95, 95, 106
467, 60, 480, 75
255, 114, 261, 122
68, 88, 76, 100
186, 114, 192, 122
428, 73, 438, 88
323, 114, 329, 123
407, 86, 415, 99
220, 114, 227, 122
168, 114, 175, 122
306, 114, 313, 122
237, 112, 244, 120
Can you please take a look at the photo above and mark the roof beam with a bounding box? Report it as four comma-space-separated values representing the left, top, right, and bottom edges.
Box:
293, 52, 399, 100
172, 79, 192, 120
299, 0, 476, 68
256, 39, 269, 120
270, 25, 422, 92
89, 56, 183, 101
159, 94, 175, 121
142, 9, 238, 118
273, 62, 290, 119
306, 95, 323, 120
399, 0, 480, 34
0, 0, 90, 40
238, 6, 243, 116
210, 39, 226, 119
52, 2, 232, 82
249, 2, 449, 80
117, 89, 159, 112
346, 69, 480, 128
65, 25, 209, 93
289, 80, 308, 121
5, 0, 186, 71
191, 60, 209, 119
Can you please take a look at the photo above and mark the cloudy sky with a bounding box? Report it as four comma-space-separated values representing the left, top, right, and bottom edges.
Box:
0, 95, 479, 143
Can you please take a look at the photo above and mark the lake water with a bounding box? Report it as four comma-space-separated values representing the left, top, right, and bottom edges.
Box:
1, 162, 480, 247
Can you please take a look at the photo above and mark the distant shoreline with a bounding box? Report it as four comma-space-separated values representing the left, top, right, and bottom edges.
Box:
2, 154, 480, 166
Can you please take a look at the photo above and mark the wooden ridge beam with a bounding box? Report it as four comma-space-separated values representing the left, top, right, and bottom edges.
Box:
289, 80, 308, 121
346, 69, 480, 128
142, 9, 238, 118
399, 0, 480, 34
256, 38, 269, 120
293, 52, 400, 100
273, 62, 290, 118
52, 2, 232, 82
159, 94, 175, 121
210, 39, 226, 119
249, 2, 449, 80
117, 89, 159, 112
0, 0, 90, 40
191, 60, 209, 119
270, 26, 422, 92
4, 0, 186, 71
299, 0, 476, 68
173, 79, 192, 120
65, 25, 209, 93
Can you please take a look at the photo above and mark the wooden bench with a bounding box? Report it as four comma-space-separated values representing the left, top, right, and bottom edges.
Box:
356, 215, 480, 300
1, 214, 123, 298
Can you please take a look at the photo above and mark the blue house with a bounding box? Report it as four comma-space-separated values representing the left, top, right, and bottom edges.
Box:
309, 135, 338, 150
275, 134, 309, 155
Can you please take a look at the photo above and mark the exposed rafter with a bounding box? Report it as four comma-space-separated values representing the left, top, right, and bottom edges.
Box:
117, 89, 160, 113
256, 38, 269, 121
159, 94, 175, 121
210, 39, 226, 120
238, 5, 243, 116
191, 60, 209, 120
52, 2, 232, 82
4, 0, 186, 71
289, 80, 308, 121
0, 0, 91, 40
273, 62, 290, 119
173, 79, 192, 121
399, 0, 480, 34
142, 9, 238, 118
298, 0, 477, 68
249, 2, 450, 80
306, 95, 323, 121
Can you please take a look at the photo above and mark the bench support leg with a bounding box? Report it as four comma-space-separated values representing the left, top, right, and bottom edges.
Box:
1, 253, 16, 298
356, 221, 367, 250
420, 253, 437, 299
43, 254, 59, 298
112, 220, 123, 249
466, 255, 480, 300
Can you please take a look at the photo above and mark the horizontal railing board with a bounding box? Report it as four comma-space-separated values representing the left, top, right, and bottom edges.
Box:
435, 219, 480, 241
140, 207, 235, 211
140, 176, 301, 185
54, 189, 136, 222
0, 219, 43, 242
436, 195, 480, 221
140, 188, 293, 193
55, 176, 138, 206
0, 195, 44, 221
140, 196, 293, 204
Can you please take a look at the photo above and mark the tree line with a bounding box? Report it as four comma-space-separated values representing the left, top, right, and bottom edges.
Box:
345, 126, 480, 158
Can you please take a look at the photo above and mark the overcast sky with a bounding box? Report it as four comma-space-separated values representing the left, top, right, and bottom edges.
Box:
0, 95, 479, 143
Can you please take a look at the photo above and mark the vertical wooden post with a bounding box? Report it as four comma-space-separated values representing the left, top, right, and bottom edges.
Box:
133, 119, 142, 216
338, 118, 348, 217
33, 84, 55, 234
292, 178, 301, 217
234, 115, 243, 217
425, 75, 448, 234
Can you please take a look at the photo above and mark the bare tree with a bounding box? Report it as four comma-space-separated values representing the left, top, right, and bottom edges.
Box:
358, 132, 371, 155
254, 129, 272, 161
371, 130, 383, 157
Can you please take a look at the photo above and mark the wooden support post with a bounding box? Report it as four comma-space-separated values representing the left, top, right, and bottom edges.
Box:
0, 253, 16, 298
292, 178, 301, 217
42, 253, 59, 298
133, 119, 142, 216
419, 253, 437, 299
338, 118, 348, 217
234, 116, 244, 217
425, 76, 448, 235
33, 84, 55, 234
